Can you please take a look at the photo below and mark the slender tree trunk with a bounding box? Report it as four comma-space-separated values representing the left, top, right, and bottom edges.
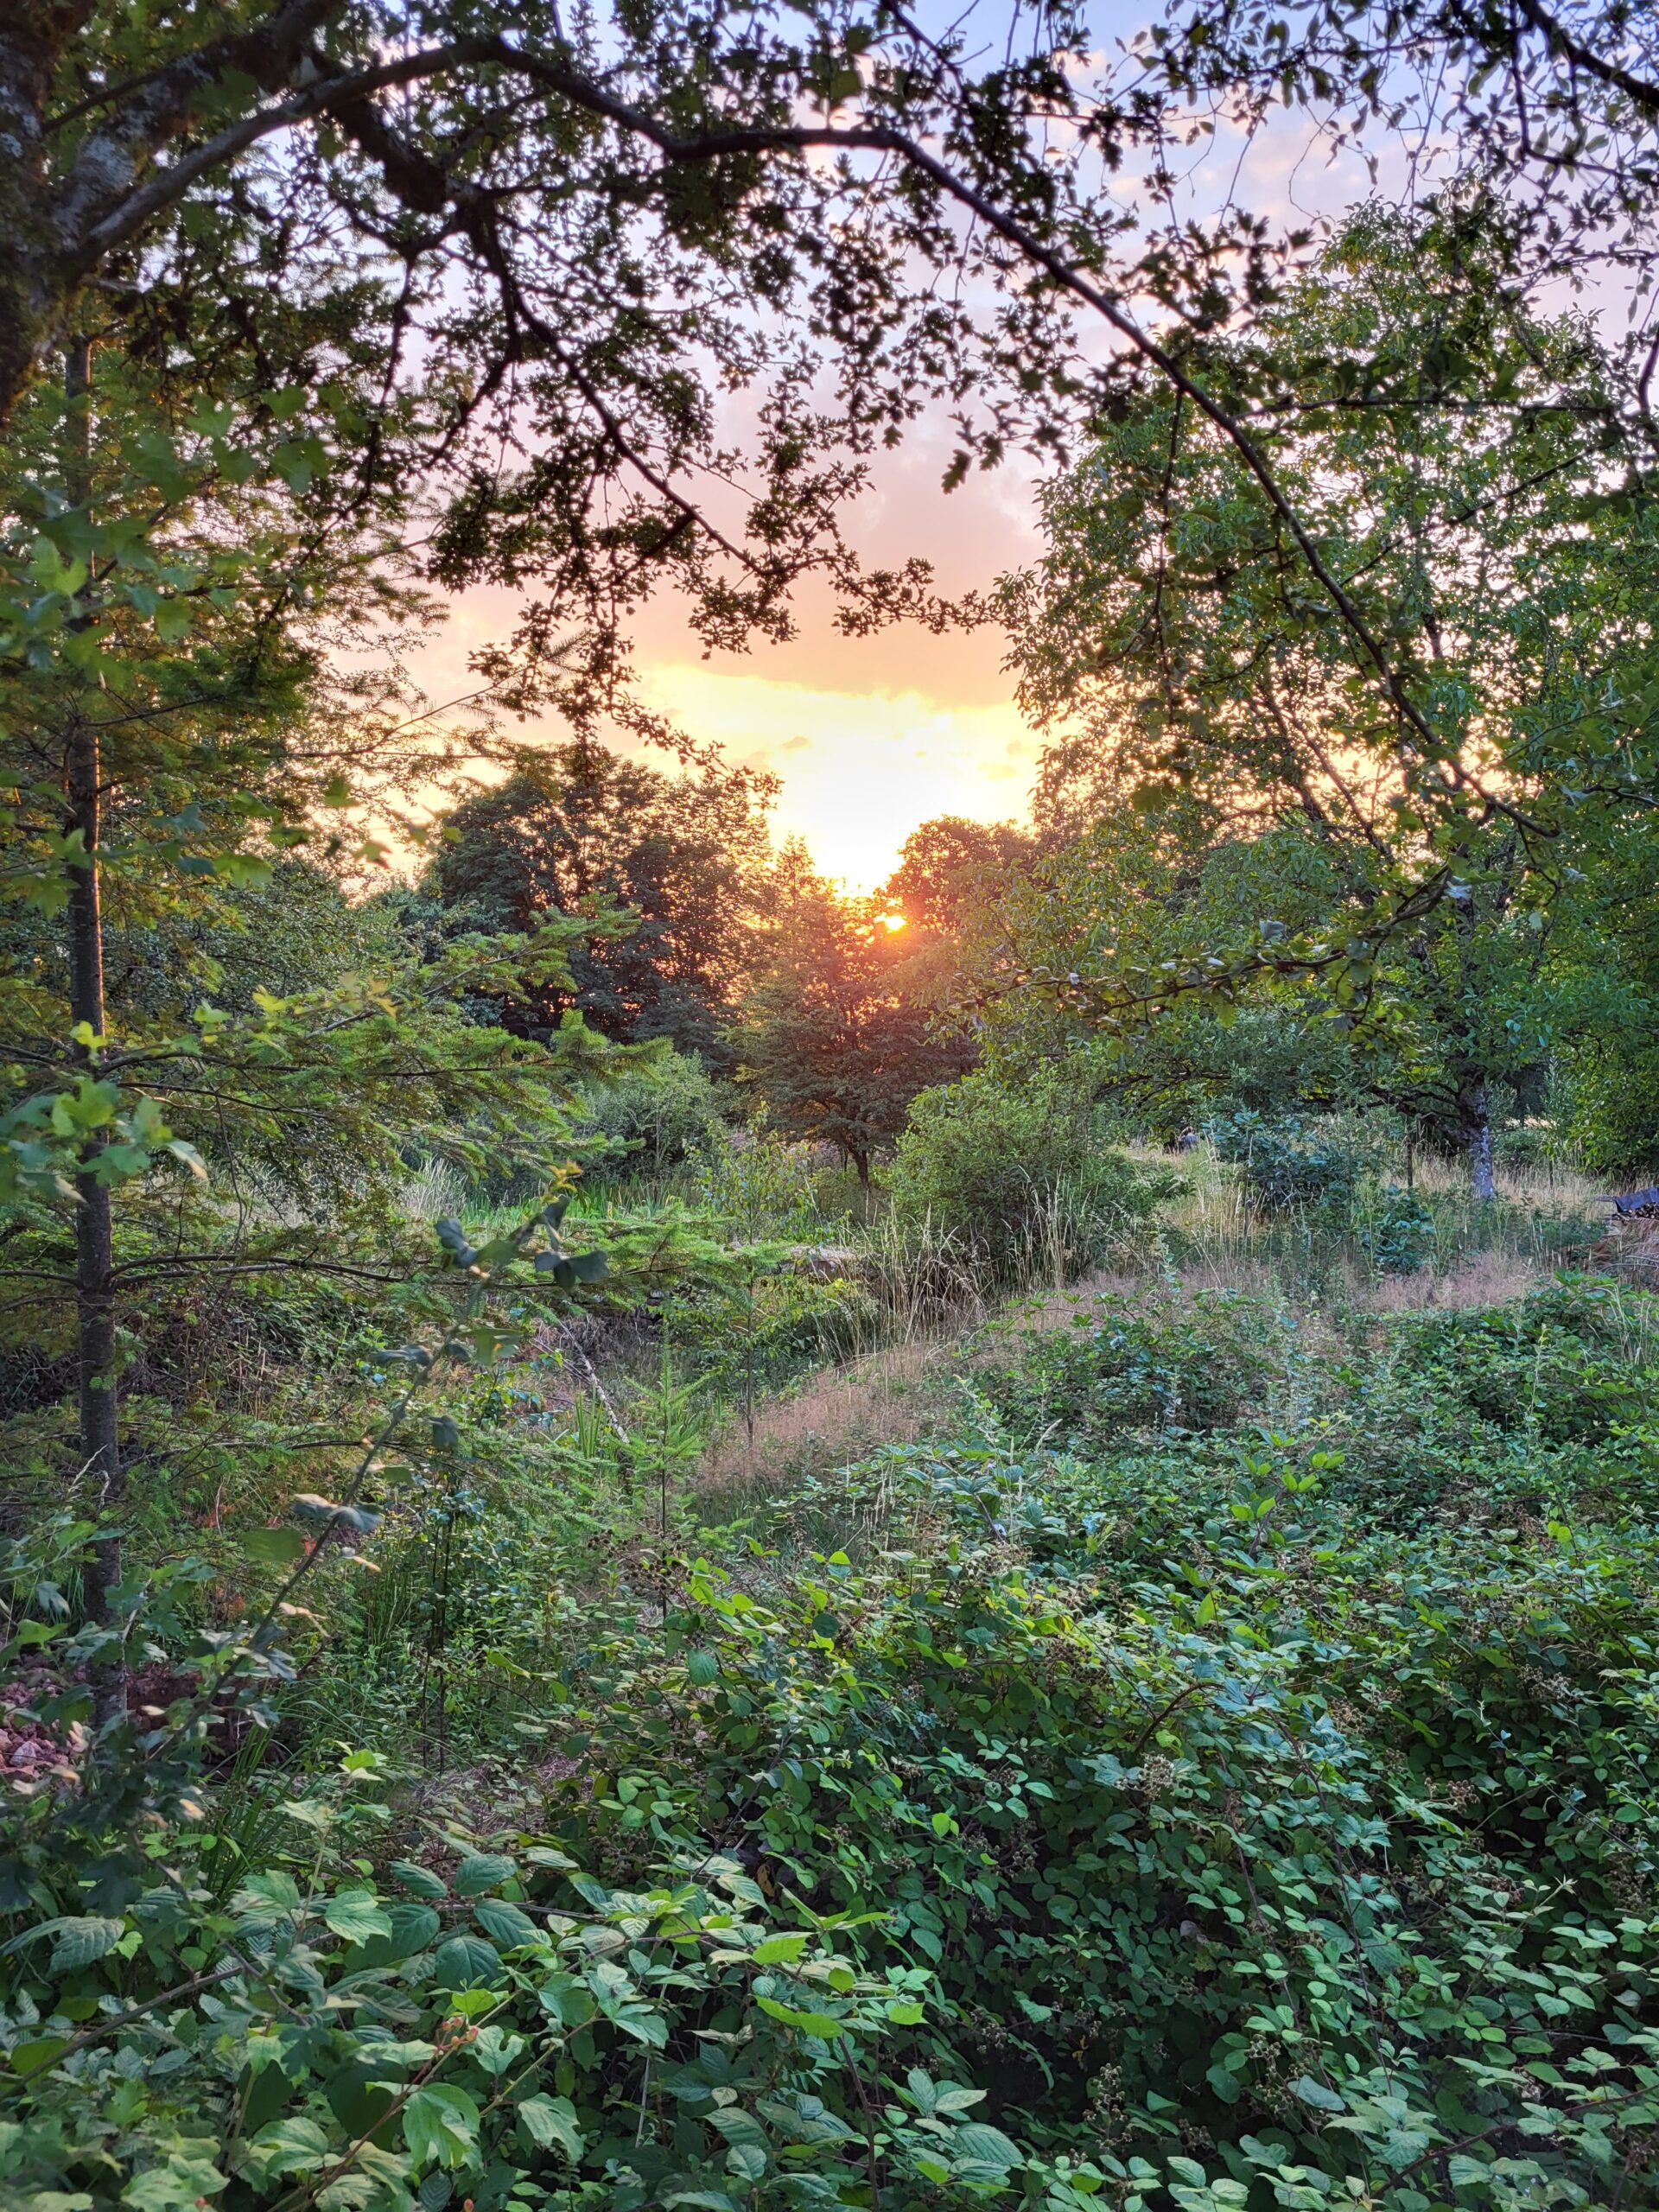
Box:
1467, 1084, 1497, 1205
63, 334, 124, 1713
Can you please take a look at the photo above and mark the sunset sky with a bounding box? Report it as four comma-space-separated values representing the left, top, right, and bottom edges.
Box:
404, 40, 1460, 893
409, 423, 1047, 893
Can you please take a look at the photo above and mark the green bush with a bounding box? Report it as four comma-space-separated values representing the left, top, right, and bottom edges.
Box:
890, 1067, 1173, 1278
1355, 1181, 1436, 1273
1207, 1109, 1363, 1217
1492, 1120, 1559, 1174
664, 1268, 879, 1390
574, 1050, 729, 1179
10, 1280, 1659, 2212
980, 1288, 1284, 1448
689, 1128, 826, 1238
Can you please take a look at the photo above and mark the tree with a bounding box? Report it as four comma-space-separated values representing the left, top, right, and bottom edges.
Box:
882, 817, 1039, 943
428, 744, 774, 1065
0, 322, 617, 1707
1001, 206, 1657, 1192
10, 2, 1656, 738
961, 791, 1352, 1140
734, 849, 967, 1183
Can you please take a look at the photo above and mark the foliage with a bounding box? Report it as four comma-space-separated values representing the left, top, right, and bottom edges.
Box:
1206, 1113, 1364, 1221
573, 1051, 731, 1181
429, 749, 777, 1066
976, 1287, 1284, 1449
889, 1068, 1175, 1278
7, 1179, 1659, 2212
0, 1704, 1001, 2212
666, 1269, 879, 1398
999, 208, 1656, 1181
736, 849, 969, 1184
1354, 1185, 1437, 1276
478, 1274, 1659, 2211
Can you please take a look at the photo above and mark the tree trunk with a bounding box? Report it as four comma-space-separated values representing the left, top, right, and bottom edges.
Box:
63, 334, 124, 1716
1467, 1086, 1496, 1205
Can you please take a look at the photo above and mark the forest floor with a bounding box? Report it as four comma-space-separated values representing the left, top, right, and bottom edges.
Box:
14, 1147, 1659, 2212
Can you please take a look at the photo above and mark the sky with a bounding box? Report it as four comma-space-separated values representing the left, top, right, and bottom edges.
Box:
407, 423, 1046, 893
401, 7, 1455, 893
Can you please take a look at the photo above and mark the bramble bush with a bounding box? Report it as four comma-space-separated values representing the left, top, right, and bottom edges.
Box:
1206, 1113, 1364, 1221
7, 1277, 1659, 2211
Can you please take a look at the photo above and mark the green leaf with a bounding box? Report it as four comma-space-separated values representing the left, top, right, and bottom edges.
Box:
686, 1649, 720, 1686
471, 2024, 527, 2077
754, 1994, 847, 2039
1205, 2063, 1243, 2104
123, 2157, 228, 2210
404, 2085, 481, 2172
1291, 2075, 1347, 2113
452, 1852, 515, 1896
518, 2093, 584, 2161
238, 1870, 302, 1911
474, 1897, 540, 1949
433, 1935, 504, 1990
951, 2121, 1024, 2173
751, 1933, 809, 1964
324, 1892, 393, 1944
709, 2109, 769, 2151
351, 1903, 440, 1968
536, 1971, 597, 2027
10, 2037, 72, 2078
1447, 2155, 1493, 2186
3, 1916, 127, 1972
390, 1859, 448, 1899
250, 2118, 333, 2178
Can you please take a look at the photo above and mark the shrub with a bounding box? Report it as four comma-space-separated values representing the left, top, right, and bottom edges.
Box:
1208, 1108, 1363, 1216
1356, 1181, 1436, 1273
665, 1268, 879, 1390
981, 1287, 1286, 1448
889, 1066, 1173, 1278
688, 1127, 825, 1238
574, 1049, 728, 1178
10, 1284, 1659, 2212
1492, 1119, 1560, 1174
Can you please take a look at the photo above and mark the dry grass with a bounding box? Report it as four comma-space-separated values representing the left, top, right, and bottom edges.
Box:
682, 1139, 1614, 1515
1344, 1248, 1541, 1311
694, 1336, 952, 1506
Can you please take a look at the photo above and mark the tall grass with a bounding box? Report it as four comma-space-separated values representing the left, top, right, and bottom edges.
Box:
399, 1128, 1612, 1553
1150, 1138, 1605, 1305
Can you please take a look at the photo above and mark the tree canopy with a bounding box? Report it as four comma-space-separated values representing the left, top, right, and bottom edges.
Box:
427, 744, 775, 1064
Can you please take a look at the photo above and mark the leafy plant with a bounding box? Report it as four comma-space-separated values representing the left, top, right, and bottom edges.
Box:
1207, 1110, 1363, 1219
1355, 1182, 1436, 1274
890, 1067, 1173, 1280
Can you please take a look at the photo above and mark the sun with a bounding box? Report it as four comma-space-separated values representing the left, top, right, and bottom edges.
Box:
880, 912, 908, 932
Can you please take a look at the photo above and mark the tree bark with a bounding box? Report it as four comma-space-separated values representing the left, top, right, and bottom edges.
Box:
62, 334, 124, 1715
1467, 1085, 1497, 1205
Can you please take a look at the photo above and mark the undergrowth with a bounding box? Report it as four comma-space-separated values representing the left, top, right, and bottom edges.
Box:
6, 1244, 1659, 2212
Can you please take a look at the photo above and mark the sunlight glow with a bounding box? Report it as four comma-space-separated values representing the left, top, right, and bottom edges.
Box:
637, 661, 1039, 889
